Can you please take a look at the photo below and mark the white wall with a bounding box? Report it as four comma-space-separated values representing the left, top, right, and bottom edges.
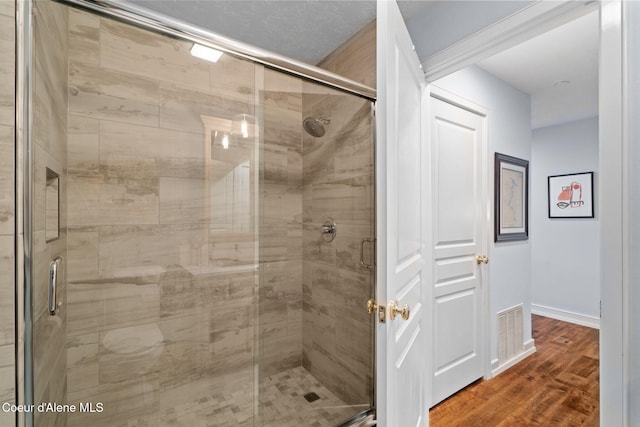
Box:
530, 117, 600, 327
435, 65, 532, 367
628, 1, 640, 423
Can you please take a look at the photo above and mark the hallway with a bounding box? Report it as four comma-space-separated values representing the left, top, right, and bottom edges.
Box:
430, 315, 599, 426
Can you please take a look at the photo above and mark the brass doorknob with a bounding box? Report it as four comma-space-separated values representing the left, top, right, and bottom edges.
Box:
367, 299, 377, 315
389, 301, 410, 321
476, 255, 489, 265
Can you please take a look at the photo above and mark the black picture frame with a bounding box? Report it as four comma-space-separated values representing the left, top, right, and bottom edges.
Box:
495, 153, 529, 242
548, 172, 594, 218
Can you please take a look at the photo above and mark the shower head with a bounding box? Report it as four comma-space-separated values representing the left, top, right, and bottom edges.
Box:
303, 115, 331, 137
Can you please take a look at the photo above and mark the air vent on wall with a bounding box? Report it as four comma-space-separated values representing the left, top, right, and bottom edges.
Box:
498, 304, 524, 364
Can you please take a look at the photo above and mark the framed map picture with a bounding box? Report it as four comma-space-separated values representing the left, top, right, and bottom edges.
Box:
495, 153, 529, 242
548, 172, 594, 218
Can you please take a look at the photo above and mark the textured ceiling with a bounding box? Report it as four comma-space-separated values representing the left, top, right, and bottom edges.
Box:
127, 0, 377, 65
477, 11, 599, 129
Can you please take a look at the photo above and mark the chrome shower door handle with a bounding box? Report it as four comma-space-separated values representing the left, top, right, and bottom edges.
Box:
49, 256, 62, 315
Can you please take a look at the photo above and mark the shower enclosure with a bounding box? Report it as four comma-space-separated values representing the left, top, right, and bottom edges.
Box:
17, 1, 376, 426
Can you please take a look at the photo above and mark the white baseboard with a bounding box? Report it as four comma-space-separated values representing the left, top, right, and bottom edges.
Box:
531, 304, 600, 329
491, 341, 536, 377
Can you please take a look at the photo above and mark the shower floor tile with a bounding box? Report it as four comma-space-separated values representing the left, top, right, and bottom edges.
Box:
259, 366, 367, 427
155, 366, 366, 427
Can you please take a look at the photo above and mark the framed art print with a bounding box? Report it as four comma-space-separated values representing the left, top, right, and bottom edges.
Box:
495, 153, 529, 242
548, 172, 594, 218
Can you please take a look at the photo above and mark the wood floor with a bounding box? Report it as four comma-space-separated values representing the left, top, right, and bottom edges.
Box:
430, 315, 599, 426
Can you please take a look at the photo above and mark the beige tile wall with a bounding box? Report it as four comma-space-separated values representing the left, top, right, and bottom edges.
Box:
303, 20, 376, 406
259, 70, 304, 378
0, 2, 15, 426
317, 20, 376, 89
66, 8, 260, 426
63, 5, 374, 425
31, 2, 69, 427
301, 87, 374, 405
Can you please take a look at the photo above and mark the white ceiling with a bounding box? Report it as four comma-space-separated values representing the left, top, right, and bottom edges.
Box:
477, 10, 599, 129
127, 0, 377, 65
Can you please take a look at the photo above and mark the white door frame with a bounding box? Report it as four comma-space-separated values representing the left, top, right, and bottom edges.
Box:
419, 1, 626, 424
429, 85, 492, 388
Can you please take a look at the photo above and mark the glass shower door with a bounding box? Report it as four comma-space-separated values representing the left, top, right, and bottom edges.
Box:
27, 2, 375, 426
30, 2, 261, 426
258, 71, 375, 426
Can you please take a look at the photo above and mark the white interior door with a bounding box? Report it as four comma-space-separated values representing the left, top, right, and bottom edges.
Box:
429, 90, 488, 406
376, 0, 430, 425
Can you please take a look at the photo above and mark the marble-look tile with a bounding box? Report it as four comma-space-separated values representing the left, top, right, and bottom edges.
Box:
102, 282, 161, 331
33, 2, 68, 157
287, 147, 303, 187
67, 173, 159, 227
208, 299, 254, 375
33, 309, 67, 409
68, 8, 100, 65
97, 224, 206, 279
100, 19, 210, 92
0, 17, 13, 376
263, 142, 288, 184
301, 132, 335, 184
0, 236, 13, 346
0, 138, 14, 235
159, 177, 206, 224
319, 20, 376, 88
158, 264, 197, 318
264, 106, 303, 150
68, 376, 160, 427
263, 182, 302, 224
0, 1, 13, 18
261, 260, 302, 300
0, 14, 14, 127
259, 331, 301, 378
67, 114, 100, 134
98, 323, 163, 384
226, 270, 257, 300
208, 239, 256, 267
334, 125, 374, 182
264, 69, 303, 112
69, 60, 160, 127
159, 80, 255, 135
300, 68, 374, 406
157, 313, 209, 388
68, 133, 99, 173
66, 333, 99, 397
33, 58, 67, 166
67, 283, 102, 337
209, 54, 255, 103
67, 262, 164, 335
0, 343, 13, 403
66, 229, 99, 282
100, 119, 204, 178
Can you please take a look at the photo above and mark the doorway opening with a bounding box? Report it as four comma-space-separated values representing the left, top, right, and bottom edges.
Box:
426, 5, 601, 424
